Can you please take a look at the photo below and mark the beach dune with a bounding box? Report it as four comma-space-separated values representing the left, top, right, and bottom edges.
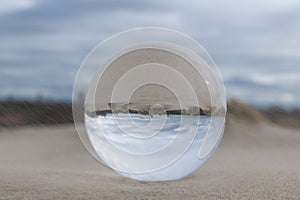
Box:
0, 117, 299, 199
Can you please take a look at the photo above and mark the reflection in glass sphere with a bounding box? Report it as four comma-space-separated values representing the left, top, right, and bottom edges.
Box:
73, 28, 226, 181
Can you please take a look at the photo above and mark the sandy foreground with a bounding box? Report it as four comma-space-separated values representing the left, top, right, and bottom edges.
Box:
0, 118, 299, 199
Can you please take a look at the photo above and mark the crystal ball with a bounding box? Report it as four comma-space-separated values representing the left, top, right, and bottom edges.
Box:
73, 28, 226, 181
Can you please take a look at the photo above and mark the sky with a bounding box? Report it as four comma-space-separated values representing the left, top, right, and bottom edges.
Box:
0, 0, 299, 108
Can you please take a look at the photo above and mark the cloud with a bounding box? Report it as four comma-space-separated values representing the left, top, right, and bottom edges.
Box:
0, 0, 37, 15
0, 0, 299, 106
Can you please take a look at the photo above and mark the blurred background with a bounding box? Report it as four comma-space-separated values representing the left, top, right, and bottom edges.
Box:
0, 0, 299, 127
1, 2, 300, 198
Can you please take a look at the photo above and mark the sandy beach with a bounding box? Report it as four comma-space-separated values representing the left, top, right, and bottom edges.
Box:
0, 117, 299, 199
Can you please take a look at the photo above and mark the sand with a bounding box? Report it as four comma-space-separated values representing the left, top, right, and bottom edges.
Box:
0, 118, 299, 199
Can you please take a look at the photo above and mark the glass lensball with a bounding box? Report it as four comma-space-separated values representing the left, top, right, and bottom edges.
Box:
73, 28, 226, 181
